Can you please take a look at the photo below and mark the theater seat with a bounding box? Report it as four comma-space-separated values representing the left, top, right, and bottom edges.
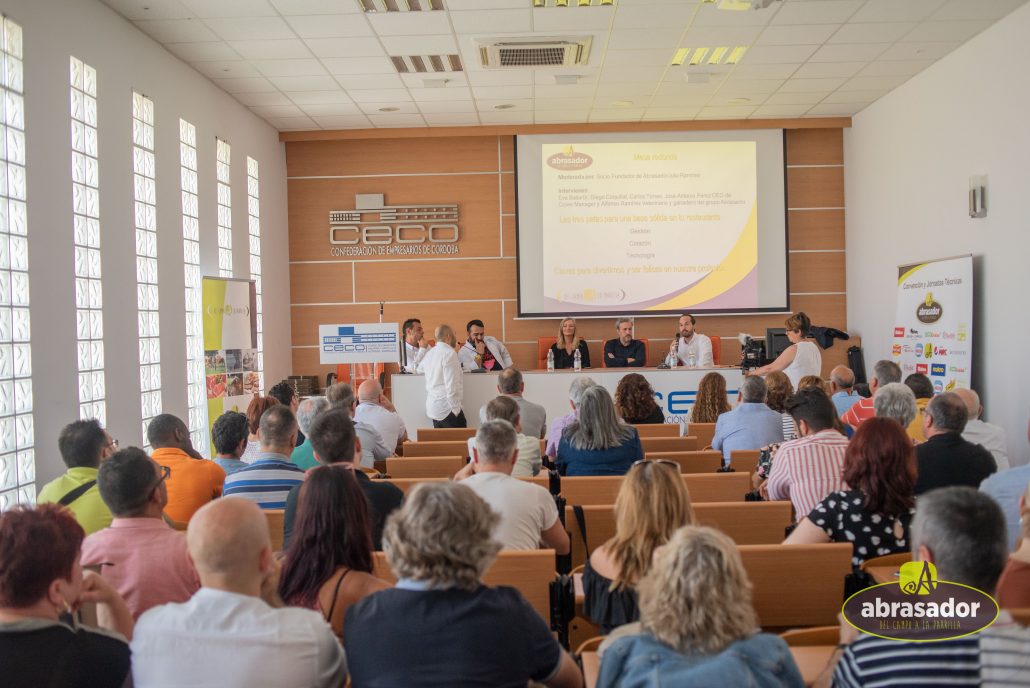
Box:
601, 338, 649, 367
710, 335, 721, 365
537, 337, 557, 368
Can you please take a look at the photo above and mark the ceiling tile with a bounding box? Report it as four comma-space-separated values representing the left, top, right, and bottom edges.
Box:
699, 104, 758, 118
191, 60, 262, 78
756, 23, 838, 46
764, 91, 830, 105
285, 15, 373, 38
421, 113, 482, 126
466, 70, 534, 86
691, 3, 779, 27
612, 4, 698, 30
300, 103, 363, 116
683, 26, 764, 46
203, 16, 295, 41
305, 37, 385, 58
727, 62, 800, 79
603, 49, 674, 66
533, 84, 598, 99
229, 39, 313, 60
608, 28, 683, 51
474, 98, 533, 112
478, 111, 533, 124
311, 115, 373, 129
355, 101, 419, 114
808, 43, 889, 62
533, 7, 615, 31
269, 0, 362, 15
741, 44, 819, 64
878, 41, 960, 60
471, 85, 533, 100
266, 115, 319, 129
379, 35, 459, 55
416, 100, 478, 113
212, 77, 279, 93
451, 9, 533, 33
717, 78, 784, 93
322, 56, 398, 74
641, 106, 701, 121
346, 88, 413, 102
778, 77, 847, 92
601, 65, 668, 82
770, 1, 862, 26
180, 0, 277, 18
367, 12, 453, 36
930, 0, 1028, 21
270, 75, 341, 91
821, 89, 884, 103
706, 91, 769, 107
792, 61, 865, 78
806, 103, 867, 116
593, 82, 659, 97
840, 74, 911, 91
902, 19, 993, 42
286, 90, 355, 105
751, 103, 811, 117
857, 59, 935, 76
589, 108, 646, 121
535, 112, 591, 123
367, 113, 428, 127
134, 19, 220, 43
534, 96, 595, 110
234, 91, 296, 107
655, 80, 723, 98
337, 74, 406, 89
850, 0, 947, 23
251, 104, 306, 118
828, 22, 918, 44
448, 0, 525, 9
165, 41, 241, 62
101, 0, 193, 21
251, 58, 328, 77
406, 87, 474, 101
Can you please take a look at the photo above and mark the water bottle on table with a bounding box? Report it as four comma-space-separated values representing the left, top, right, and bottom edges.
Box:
573, 348, 582, 371
546, 348, 555, 372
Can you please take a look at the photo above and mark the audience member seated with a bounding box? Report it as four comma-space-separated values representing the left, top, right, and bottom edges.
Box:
598, 526, 803, 688
148, 413, 224, 524
915, 392, 997, 495
603, 317, 645, 367
873, 382, 918, 433
584, 459, 694, 634
458, 318, 514, 372
131, 498, 346, 687
279, 465, 389, 641
712, 375, 784, 465
556, 386, 643, 476
36, 419, 116, 534
283, 407, 403, 550
344, 482, 582, 688
686, 372, 730, 424
211, 411, 249, 475
550, 317, 590, 369
980, 420, 1030, 551
829, 365, 860, 416
784, 418, 916, 568
797, 374, 828, 394
327, 382, 392, 470
456, 420, 569, 553
763, 388, 849, 520
222, 405, 305, 510
467, 396, 541, 477
81, 448, 200, 619
0, 504, 134, 688
996, 479, 1030, 609
749, 312, 821, 390
830, 487, 1029, 686
241, 395, 278, 463
478, 368, 547, 439
614, 372, 666, 425
545, 377, 596, 460
291, 396, 328, 470
269, 380, 304, 446
765, 371, 797, 441
842, 359, 901, 432
956, 388, 1010, 471
903, 373, 934, 442
355, 380, 408, 455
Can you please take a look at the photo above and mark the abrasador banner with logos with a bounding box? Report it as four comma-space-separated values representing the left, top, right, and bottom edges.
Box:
203, 277, 258, 456
892, 255, 973, 393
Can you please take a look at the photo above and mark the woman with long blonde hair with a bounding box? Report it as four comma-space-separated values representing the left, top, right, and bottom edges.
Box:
582, 459, 694, 633
549, 317, 591, 369
687, 372, 731, 423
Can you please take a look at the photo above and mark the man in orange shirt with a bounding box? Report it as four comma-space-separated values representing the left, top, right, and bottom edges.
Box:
148, 413, 225, 524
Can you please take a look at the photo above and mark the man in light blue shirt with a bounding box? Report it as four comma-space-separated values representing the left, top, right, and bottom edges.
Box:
712, 376, 784, 464
981, 419, 1030, 549
829, 365, 860, 417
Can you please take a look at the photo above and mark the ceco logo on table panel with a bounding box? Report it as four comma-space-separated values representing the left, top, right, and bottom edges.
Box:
842, 561, 998, 642
328, 193, 460, 258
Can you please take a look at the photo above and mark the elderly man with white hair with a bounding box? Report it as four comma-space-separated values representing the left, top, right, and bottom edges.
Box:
954, 388, 1009, 471
355, 379, 408, 455
290, 396, 328, 471
872, 382, 918, 430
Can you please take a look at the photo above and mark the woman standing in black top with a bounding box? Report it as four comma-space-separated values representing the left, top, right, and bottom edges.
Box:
550, 317, 591, 369
0, 504, 133, 688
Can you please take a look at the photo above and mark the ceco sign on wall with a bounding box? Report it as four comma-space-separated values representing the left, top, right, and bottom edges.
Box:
328, 193, 460, 258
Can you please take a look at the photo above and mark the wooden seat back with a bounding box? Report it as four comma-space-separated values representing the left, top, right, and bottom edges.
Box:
632, 423, 680, 438
370, 475, 549, 494
859, 551, 911, 572
265, 509, 285, 552
646, 450, 723, 474
402, 440, 470, 458
641, 436, 697, 453
740, 543, 853, 627
729, 450, 761, 475
559, 472, 751, 506
415, 427, 475, 442
779, 626, 840, 647
373, 549, 557, 620
386, 456, 465, 479
686, 422, 716, 449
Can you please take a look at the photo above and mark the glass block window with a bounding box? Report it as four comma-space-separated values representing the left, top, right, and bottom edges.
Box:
179, 119, 207, 454
216, 138, 232, 278
246, 157, 264, 391
0, 18, 34, 510
132, 92, 160, 446
70, 56, 105, 425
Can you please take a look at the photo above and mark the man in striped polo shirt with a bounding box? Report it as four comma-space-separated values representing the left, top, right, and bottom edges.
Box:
763, 387, 849, 519
223, 405, 305, 510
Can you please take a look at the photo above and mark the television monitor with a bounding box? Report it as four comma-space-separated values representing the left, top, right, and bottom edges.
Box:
765, 328, 791, 362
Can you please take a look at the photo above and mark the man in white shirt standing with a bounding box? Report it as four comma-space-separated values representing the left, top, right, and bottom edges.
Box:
401, 317, 428, 373
458, 319, 513, 372
131, 497, 346, 688
458, 420, 569, 554
355, 379, 408, 455
955, 388, 1010, 471
668, 313, 714, 367
422, 324, 466, 428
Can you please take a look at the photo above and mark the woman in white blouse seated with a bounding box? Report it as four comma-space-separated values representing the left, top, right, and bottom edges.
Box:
750, 312, 822, 390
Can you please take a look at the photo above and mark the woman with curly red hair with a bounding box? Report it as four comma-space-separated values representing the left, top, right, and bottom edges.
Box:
614, 373, 665, 425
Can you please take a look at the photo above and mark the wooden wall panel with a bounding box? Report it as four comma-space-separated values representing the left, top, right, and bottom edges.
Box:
286, 137, 501, 177
292, 304, 381, 346
788, 209, 844, 251
789, 252, 846, 294
501, 173, 516, 214
787, 166, 845, 209
499, 136, 515, 172
353, 259, 516, 302
786, 129, 844, 166
501, 216, 516, 258
290, 262, 353, 304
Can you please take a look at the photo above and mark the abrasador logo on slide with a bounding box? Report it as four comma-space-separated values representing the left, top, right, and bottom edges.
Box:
547, 146, 593, 171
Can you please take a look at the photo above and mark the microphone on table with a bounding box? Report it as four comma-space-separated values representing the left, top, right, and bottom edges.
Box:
658, 333, 680, 370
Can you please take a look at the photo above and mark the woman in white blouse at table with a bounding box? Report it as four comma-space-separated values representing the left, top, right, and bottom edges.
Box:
749, 312, 821, 390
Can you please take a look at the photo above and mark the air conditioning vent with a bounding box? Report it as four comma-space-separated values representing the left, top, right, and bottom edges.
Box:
476, 36, 591, 69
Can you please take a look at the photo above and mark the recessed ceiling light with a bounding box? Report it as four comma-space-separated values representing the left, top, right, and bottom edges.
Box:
494, 103, 515, 109
554, 74, 580, 85
684, 71, 710, 84
378, 106, 400, 112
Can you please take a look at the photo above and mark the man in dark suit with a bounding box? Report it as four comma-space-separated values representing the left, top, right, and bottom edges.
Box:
915, 391, 997, 494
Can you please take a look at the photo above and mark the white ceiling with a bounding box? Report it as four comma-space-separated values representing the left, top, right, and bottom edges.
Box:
101, 0, 1029, 131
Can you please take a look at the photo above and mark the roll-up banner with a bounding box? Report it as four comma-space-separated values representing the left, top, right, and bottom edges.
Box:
203, 277, 258, 456
892, 255, 973, 394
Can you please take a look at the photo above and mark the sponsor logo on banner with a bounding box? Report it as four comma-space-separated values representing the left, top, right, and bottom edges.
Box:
949, 366, 967, 373
915, 347, 922, 358
924, 343, 933, 359
842, 561, 998, 642
903, 345, 913, 353
934, 347, 948, 356
909, 328, 920, 337
205, 303, 251, 318
931, 364, 946, 377
903, 364, 915, 373
916, 364, 928, 374
934, 380, 944, 393
328, 193, 460, 257
957, 324, 969, 342
892, 344, 902, 357
942, 332, 956, 340
894, 327, 906, 338
918, 293, 944, 323
546, 146, 594, 171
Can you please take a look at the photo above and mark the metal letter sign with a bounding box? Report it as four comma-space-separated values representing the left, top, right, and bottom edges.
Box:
319, 323, 400, 365
328, 193, 460, 258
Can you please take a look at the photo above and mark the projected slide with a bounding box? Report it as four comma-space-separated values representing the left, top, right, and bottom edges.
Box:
542, 141, 756, 312
515, 131, 787, 318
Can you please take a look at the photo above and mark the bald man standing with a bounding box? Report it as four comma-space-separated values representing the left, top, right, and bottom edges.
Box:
421, 324, 466, 428
130, 498, 346, 688
955, 387, 1009, 471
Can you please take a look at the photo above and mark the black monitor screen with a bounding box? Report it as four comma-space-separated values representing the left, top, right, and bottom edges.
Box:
765, 328, 791, 362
